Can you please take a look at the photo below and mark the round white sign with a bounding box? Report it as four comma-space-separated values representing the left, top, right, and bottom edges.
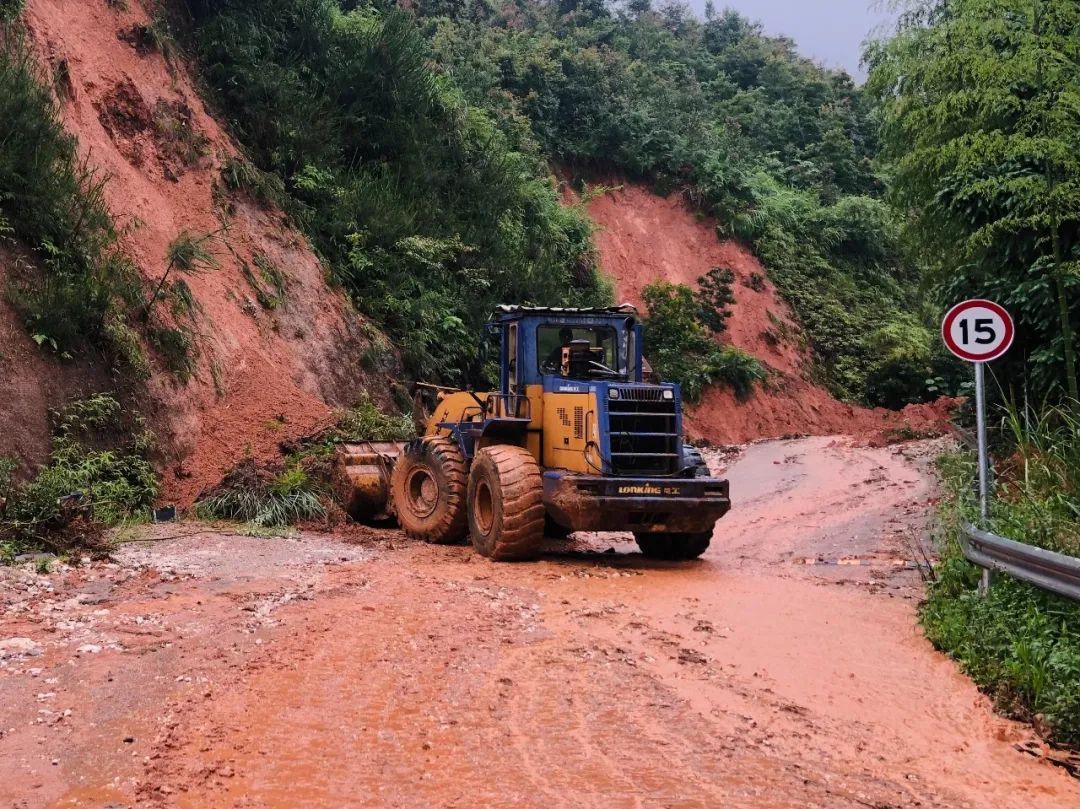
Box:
941, 299, 1015, 363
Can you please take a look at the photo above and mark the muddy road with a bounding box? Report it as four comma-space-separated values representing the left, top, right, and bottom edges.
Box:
2, 437, 1077, 808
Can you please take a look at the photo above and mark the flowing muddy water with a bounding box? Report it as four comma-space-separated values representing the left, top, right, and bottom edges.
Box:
1, 437, 1076, 808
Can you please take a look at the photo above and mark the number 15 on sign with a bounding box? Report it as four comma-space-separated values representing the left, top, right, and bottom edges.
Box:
942, 300, 1015, 363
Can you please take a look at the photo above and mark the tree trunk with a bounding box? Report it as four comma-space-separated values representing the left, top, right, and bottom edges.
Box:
1052, 228, 1079, 401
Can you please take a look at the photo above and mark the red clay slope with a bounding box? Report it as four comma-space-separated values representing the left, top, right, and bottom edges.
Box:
12, 0, 394, 506
580, 183, 951, 444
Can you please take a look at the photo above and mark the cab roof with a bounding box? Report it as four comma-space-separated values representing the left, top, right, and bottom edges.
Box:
493, 304, 638, 322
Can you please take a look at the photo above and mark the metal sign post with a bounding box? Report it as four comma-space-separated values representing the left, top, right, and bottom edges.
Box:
973, 361, 992, 594
974, 361, 990, 528
942, 300, 1015, 595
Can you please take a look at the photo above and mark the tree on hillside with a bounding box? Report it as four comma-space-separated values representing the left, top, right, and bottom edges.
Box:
867, 0, 1080, 401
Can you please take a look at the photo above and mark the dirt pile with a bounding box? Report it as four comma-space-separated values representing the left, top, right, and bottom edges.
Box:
577, 182, 955, 445
5, 0, 395, 505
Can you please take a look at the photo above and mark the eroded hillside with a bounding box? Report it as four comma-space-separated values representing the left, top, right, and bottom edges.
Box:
7, 0, 397, 505
578, 182, 953, 444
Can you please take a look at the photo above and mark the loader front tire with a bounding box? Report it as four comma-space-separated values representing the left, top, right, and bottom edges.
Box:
634, 531, 712, 561
391, 437, 468, 545
467, 445, 545, 561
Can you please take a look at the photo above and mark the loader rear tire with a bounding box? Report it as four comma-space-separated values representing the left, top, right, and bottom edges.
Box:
633, 531, 712, 561
467, 445, 545, 561
391, 437, 468, 545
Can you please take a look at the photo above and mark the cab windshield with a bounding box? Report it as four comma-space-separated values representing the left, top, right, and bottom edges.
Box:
537, 324, 625, 380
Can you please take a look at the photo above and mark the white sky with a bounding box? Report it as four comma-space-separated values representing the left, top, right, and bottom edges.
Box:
686, 0, 899, 80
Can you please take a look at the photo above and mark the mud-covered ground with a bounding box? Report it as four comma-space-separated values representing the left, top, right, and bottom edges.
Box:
1, 437, 1077, 808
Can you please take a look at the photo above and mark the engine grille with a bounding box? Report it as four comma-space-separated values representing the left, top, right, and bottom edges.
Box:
606, 388, 680, 476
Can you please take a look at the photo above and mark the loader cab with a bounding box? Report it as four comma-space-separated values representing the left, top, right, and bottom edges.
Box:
490, 305, 681, 477
493, 304, 644, 394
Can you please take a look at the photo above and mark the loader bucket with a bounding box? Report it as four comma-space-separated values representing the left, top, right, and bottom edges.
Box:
333, 441, 405, 522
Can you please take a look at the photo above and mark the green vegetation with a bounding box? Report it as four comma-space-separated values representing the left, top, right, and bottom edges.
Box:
241, 253, 286, 310
139, 229, 223, 383
333, 396, 416, 444
867, 0, 1080, 405
421, 0, 932, 403
194, 457, 326, 528
181, 0, 608, 385
220, 156, 285, 208
924, 402, 1080, 746
0, 0, 24, 24
194, 396, 413, 528
0, 28, 142, 360
867, 0, 1080, 747
642, 280, 765, 401
0, 394, 158, 559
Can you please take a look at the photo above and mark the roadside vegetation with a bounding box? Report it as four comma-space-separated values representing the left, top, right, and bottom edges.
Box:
868, 0, 1080, 748
924, 402, 1080, 747
0, 395, 158, 560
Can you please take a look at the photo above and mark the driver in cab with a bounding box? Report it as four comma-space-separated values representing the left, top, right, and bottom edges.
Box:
544, 327, 576, 374
543, 327, 617, 379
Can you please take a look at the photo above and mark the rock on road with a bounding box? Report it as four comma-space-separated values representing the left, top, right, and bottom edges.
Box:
0, 436, 1076, 808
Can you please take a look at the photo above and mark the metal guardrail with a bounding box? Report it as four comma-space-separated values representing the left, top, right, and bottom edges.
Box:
960, 523, 1080, 601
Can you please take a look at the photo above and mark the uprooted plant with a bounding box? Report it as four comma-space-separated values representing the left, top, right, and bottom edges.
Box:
142, 228, 222, 321
194, 456, 327, 528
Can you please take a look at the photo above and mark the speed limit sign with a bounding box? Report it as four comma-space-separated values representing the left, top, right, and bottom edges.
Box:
942, 299, 1015, 363
941, 298, 1015, 553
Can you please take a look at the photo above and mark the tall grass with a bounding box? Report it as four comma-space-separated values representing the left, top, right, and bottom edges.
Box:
194, 459, 326, 528
0, 27, 140, 357
923, 399, 1080, 748
996, 401, 1080, 555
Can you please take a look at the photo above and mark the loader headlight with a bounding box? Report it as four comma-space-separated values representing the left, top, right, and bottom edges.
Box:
662, 389, 674, 401
608, 388, 620, 400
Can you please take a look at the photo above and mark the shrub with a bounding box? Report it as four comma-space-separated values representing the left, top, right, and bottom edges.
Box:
194, 457, 326, 527
923, 403, 1080, 747
0, 0, 24, 24
148, 326, 197, 382
0, 395, 158, 556
335, 395, 415, 442
220, 156, 285, 207
642, 281, 766, 402
0, 31, 140, 359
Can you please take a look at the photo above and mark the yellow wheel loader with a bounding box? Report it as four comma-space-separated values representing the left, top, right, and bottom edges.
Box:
335, 305, 731, 560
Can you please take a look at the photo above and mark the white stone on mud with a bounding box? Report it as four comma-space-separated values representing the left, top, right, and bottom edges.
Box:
76, 644, 102, 655
0, 638, 43, 658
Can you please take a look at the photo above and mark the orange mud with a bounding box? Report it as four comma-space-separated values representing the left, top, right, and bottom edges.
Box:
1, 437, 1075, 808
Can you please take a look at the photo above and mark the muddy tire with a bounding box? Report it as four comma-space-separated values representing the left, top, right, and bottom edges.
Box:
467, 445, 545, 561
683, 445, 710, 478
390, 437, 468, 545
634, 531, 712, 560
